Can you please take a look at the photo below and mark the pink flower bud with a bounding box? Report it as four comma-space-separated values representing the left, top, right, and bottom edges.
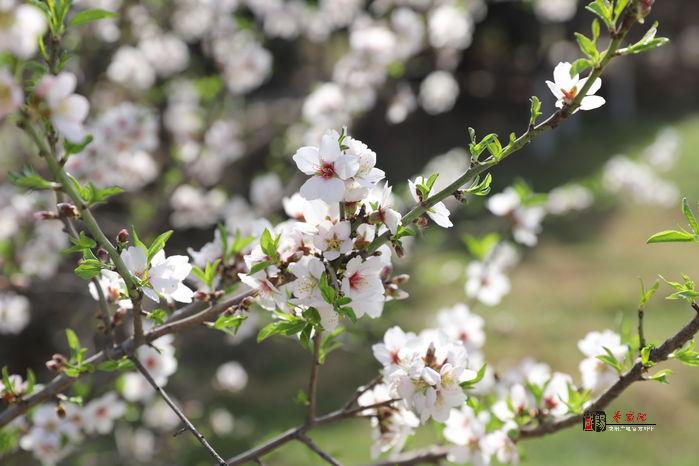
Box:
117, 229, 129, 243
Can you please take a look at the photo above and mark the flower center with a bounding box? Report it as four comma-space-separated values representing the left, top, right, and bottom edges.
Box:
317, 162, 336, 179
562, 87, 578, 102
349, 272, 364, 290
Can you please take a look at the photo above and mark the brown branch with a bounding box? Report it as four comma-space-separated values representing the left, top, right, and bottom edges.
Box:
225, 396, 399, 465
307, 329, 323, 424
342, 375, 383, 411
638, 305, 646, 354
0, 289, 254, 428
129, 357, 227, 465
297, 433, 341, 466
516, 308, 699, 440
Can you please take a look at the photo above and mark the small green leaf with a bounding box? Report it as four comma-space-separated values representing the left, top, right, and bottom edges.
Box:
74, 259, 103, 279
63, 134, 93, 155
647, 230, 696, 243
529, 96, 542, 126
640, 345, 654, 367
65, 329, 81, 354
63, 231, 97, 255
464, 173, 492, 196
639, 278, 660, 308
574, 32, 598, 60
8, 168, 55, 190
1, 367, 16, 396
206, 314, 247, 336
147, 230, 173, 263
648, 368, 672, 384
146, 309, 167, 325
682, 198, 699, 234
97, 357, 135, 372
460, 364, 487, 389
569, 58, 592, 77
319, 273, 336, 305
70, 8, 118, 26
248, 261, 271, 275
294, 389, 309, 406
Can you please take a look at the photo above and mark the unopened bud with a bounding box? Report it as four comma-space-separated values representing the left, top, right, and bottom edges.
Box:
241, 296, 255, 309
392, 241, 405, 258
117, 229, 129, 244
392, 274, 410, 285
46, 353, 67, 372
112, 307, 128, 327
55, 402, 66, 419
194, 290, 210, 302
96, 247, 108, 262
639, 0, 654, 18
34, 210, 58, 220
414, 216, 428, 227
57, 203, 79, 218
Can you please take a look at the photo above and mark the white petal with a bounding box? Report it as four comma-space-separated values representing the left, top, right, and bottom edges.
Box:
578, 77, 602, 96
428, 202, 453, 228
319, 132, 341, 162
579, 95, 605, 110
334, 154, 360, 179
170, 283, 194, 303
553, 62, 576, 89
545, 80, 564, 99
300, 176, 345, 203
47, 72, 76, 104
63, 94, 89, 122
142, 287, 160, 302
292, 146, 320, 175
52, 116, 86, 143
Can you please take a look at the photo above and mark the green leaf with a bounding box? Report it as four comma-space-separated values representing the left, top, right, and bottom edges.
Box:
74, 259, 103, 280
617, 22, 669, 55
65, 328, 81, 354
529, 96, 541, 127
147, 230, 173, 263
670, 340, 699, 367
70, 8, 118, 26
596, 346, 622, 373
206, 314, 247, 336
256, 318, 306, 342
574, 32, 598, 60
648, 368, 672, 384
248, 261, 271, 275
640, 345, 654, 367
63, 231, 97, 255
464, 173, 492, 197
89, 185, 124, 205
646, 229, 696, 243
638, 278, 660, 308
591, 19, 600, 41
63, 134, 93, 154
682, 198, 699, 234
294, 389, 309, 406
1, 367, 16, 396
462, 233, 499, 260
97, 357, 135, 372
146, 309, 167, 325
230, 230, 255, 255
569, 58, 592, 77
8, 167, 55, 190
259, 229, 280, 263
585, 0, 615, 31
319, 327, 344, 363
614, 0, 630, 19
460, 364, 487, 389
319, 273, 336, 305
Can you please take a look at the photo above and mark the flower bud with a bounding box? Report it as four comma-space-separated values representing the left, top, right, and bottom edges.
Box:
194, 290, 210, 302
57, 203, 79, 218
392, 274, 410, 285
56, 402, 66, 419
46, 353, 67, 372
96, 247, 109, 262
112, 307, 128, 327
414, 216, 429, 227
117, 229, 129, 244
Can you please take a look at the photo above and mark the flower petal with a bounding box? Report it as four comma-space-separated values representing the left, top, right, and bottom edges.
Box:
292, 146, 320, 175
579, 95, 605, 110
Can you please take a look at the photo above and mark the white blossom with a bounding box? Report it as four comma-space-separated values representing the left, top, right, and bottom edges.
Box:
35, 73, 90, 143
546, 61, 605, 111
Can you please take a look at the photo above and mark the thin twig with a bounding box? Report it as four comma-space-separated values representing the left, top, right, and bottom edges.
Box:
129, 356, 228, 465
307, 329, 323, 424
638, 305, 646, 353
342, 375, 383, 411
517, 307, 699, 440
298, 433, 342, 466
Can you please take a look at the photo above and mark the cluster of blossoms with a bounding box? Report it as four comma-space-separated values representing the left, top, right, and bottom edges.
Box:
16, 393, 125, 464
362, 299, 631, 464
66, 103, 159, 191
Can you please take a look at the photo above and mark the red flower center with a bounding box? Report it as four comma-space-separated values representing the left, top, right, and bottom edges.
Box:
317, 162, 336, 179
349, 272, 364, 290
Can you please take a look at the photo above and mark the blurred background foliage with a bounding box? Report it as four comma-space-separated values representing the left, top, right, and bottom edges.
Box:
2, 0, 699, 465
